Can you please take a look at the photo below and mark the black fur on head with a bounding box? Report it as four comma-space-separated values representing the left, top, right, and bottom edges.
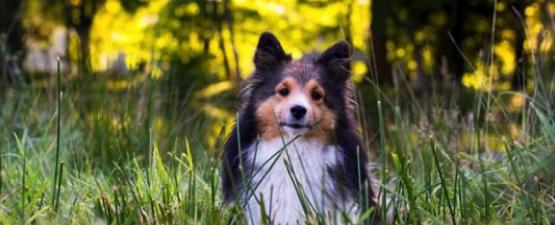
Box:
254, 32, 292, 71
315, 41, 377, 213
222, 32, 377, 220
241, 32, 293, 107
222, 32, 292, 202
317, 40, 352, 82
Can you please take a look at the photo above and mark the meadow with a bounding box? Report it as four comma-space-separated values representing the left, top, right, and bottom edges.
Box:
1, 62, 554, 224
2, 0, 555, 224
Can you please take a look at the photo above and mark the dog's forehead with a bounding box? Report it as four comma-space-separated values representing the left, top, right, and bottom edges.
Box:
282, 60, 320, 84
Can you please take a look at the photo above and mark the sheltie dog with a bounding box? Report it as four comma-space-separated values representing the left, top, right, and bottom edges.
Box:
222, 32, 379, 225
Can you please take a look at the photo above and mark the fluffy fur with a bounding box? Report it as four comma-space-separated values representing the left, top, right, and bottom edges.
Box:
244, 136, 357, 224
222, 32, 379, 225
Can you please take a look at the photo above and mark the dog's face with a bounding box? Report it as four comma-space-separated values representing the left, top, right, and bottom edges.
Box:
255, 68, 336, 140
243, 32, 353, 142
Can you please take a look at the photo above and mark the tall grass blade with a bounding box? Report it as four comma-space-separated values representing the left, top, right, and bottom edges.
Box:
54, 162, 64, 213
51, 57, 62, 209
377, 100, 387, 222
430, 139, 456, 225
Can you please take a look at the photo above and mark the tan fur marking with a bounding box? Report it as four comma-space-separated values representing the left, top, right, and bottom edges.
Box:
256, 77, 299, 139
303, 79, 335, 143
256, 97, 281, 139
256, 77, 336, 142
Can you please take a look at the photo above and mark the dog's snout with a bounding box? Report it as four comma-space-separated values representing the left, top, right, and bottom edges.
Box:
290, 105, 307, 120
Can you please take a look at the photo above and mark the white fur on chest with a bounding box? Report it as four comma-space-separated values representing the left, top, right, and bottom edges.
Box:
242, 136, 357, 225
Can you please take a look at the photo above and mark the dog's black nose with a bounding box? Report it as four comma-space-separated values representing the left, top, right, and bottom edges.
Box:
290, 105, 307, 120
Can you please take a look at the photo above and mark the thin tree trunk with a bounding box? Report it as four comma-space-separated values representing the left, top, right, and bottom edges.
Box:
76, 27, 92, 74
214, 1, 231, 79
71, 1, 95, 75
512, 2, 527, 90
201, 0, 210, 54
223, 0, 241, 82
405, 12, 429, 93
64, 0, 72, 74
0, 0, 26, 84
413, 45, 430, 93
344, 0, 354, 45
437, 1, 466, 87
369, 0, 391, 86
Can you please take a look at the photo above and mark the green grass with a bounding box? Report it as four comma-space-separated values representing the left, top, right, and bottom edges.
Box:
1, 65, 555, 224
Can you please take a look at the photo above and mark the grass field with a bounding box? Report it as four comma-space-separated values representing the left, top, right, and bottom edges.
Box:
1, 66, 555, 225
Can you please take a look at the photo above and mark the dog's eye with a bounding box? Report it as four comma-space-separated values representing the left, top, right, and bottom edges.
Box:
311, 91, 323, 101
278, 88, 289, 97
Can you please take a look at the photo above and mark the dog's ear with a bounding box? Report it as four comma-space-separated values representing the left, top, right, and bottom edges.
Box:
317, 41, 352, 81
254, 32, 291, 71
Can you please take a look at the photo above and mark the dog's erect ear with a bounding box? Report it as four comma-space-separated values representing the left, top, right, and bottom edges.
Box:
254, 32, 291, 71
317, 41, 352, 81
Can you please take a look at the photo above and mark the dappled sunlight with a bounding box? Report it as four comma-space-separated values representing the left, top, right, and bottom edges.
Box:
2, 0, 555, 224
91, 0, 168, 72
105, 73, 148, 90
352, 61, 367, 83
199, 103, 234, 120
462, 63, 489, 90
495, 40, 516, 75
89, 0, 372, 82
9, 0, 555, 150
12, 0, 555, 149
462, 33, 519, 92
508, 95, 526, 113
196, 81, 234, 99
19, 0, 555, 96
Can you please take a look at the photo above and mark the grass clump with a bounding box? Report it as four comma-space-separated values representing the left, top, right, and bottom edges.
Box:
1, 56, 555, 225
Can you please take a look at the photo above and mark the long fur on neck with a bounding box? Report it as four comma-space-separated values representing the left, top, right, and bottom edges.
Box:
243, 136, 358, 225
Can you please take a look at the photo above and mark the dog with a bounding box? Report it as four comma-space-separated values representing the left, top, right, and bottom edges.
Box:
222, 32, 379, 225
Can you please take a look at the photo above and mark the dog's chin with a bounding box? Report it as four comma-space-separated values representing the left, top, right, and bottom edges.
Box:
279, 122, 311, 136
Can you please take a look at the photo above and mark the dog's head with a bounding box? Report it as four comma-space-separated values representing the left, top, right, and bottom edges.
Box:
242, 32, 355, 142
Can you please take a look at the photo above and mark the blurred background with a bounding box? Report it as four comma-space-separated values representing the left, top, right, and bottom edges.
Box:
2, 1, 555, 223
1, 0, 554, 155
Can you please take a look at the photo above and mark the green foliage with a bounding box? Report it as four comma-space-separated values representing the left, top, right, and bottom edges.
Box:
1, 64, 555, 224
1, 0, 555, 224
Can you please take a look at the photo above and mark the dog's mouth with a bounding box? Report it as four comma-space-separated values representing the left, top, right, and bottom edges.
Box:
279, 122, 313, 130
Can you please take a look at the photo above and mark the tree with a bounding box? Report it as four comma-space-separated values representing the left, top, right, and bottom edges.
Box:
511, 1, 528, 90
0, 0, 26, 84
369, 0, 391, 86
64, 0, 106, 73
38, 0, 146, 74
434, 1, 467, 87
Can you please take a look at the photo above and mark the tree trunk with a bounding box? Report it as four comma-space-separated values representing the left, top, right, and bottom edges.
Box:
405, 10, 430, 94
369, 0, 391, 86
223, 0, 241, 82
437, 1, 466, 87
0, 0, 26, 84
214, 1, 231, 80
70, 0, 97, 75
76, 27, 92, 74
77, 28, 90, 74
413, 45, 430, 93
344, 0, 354, 45
511, 2, 527, 90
